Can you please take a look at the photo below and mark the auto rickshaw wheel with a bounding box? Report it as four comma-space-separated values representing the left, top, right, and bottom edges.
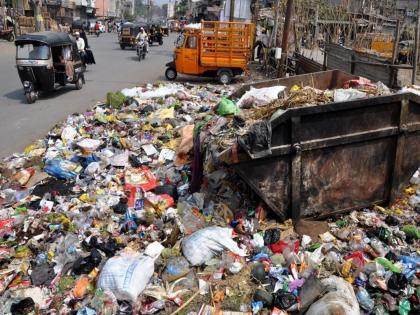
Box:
120, 44, 125, 50
8, 32, 15, 42
165, 67, 177, 81
218, 70, 232, 85
25, 92, 36, 104
159, 40, 163, 45
75, 77, 83, 90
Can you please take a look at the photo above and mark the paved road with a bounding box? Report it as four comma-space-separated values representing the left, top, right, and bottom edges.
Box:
0, 33, 176, 158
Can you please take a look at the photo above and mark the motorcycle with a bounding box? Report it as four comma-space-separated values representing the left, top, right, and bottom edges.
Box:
136, 39, 147, 61
0, 28, 15, 42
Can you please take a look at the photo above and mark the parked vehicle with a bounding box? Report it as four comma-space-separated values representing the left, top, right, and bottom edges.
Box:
119, 22, 147, 50
15, 32, 85, 104
165, 21, 255, 84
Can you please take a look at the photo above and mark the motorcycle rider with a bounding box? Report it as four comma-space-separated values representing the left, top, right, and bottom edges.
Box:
136, 27, 149, 53
94, 21, 101, 36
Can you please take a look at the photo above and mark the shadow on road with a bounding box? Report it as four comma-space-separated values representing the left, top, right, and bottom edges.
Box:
3, 85, 76, 104
3, 89, 25, 104
156, 75, 218, 84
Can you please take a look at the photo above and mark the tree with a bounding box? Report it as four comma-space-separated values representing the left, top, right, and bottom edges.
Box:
175, 0, 188, 17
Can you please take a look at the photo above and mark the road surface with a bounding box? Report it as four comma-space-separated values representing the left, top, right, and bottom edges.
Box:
0, 32, 176, 158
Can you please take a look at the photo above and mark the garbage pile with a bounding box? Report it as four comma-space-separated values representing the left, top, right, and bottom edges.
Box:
0, 80, 419, 315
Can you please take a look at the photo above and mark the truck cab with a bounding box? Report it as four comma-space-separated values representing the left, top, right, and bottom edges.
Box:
174, 32, 199, 75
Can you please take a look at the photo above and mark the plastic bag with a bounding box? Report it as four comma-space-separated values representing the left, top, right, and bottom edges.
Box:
272, 291, 297, 309
376, 257, 402, 273
238, 121, 272, 157
44, 159, 82, 180
181, 226, 246, 266
306, 276, 360, 315
217, 97, 240, 116
97, 252, 155, 302
162, 256, 190, 282
387, 273, 408, 292
334, 89, 367, 102
121, 84, 183, 99
106, 91, 126, 109
356, 287, 374, 311
402, 225, 420, 240
263, 228, 281, 245
61, 126, 78, 143
237, 86, 286, 108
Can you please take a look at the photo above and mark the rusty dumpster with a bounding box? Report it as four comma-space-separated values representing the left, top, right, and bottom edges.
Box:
225, 70, 420, 221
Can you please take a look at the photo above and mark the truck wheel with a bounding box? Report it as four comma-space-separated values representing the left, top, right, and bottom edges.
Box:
75, 76, 83, 90
120, 44, 125, 50
218, 70, 232, 85
165, 67, 177, 81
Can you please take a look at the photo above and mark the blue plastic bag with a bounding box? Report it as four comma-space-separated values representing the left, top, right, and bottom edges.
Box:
44, 159, 82, 179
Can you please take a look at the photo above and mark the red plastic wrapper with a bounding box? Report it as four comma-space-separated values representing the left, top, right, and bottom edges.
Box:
343, 77, 375, 89
344, 251, 366, 267
270, 240, 300, 254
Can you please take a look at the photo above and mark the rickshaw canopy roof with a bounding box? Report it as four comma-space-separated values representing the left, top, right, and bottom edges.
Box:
15, 32, 75, 47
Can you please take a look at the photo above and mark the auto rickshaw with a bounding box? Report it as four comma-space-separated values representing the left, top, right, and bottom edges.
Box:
168, 20, 180, 33
147, 24, 163, 46
15, 32, 85, 104
70, 20, 87, 34
160, 21, 169, 36
119, 22, 147, 50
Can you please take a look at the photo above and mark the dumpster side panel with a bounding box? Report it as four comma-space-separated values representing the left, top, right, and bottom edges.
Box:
397, 133, 420, 192
300, 138, 396, 217
234, 157, 290, 220
271, 120, 291, 147
298, 102, 400, 142
407, 100, 420, 124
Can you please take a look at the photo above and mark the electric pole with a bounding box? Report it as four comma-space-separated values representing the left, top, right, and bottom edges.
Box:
278, 0, 293, 77
412, 0, 420, 84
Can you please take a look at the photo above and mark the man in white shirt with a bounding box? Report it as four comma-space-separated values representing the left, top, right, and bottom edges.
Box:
136, 27, 149, 52
74, 32, 85, 65
74, 32, 85, 51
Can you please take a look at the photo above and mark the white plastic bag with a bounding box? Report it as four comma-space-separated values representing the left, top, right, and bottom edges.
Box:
61, 126, 78, 143
98, 243, 163, 302
121, 84, 184, 99
181, 226, 246, 266
334, 89, 366, 102
305, 276, 360, 315
237, 86, 286, 108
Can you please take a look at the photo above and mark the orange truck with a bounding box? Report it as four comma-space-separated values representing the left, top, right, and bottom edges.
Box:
165, 21, 255, 84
